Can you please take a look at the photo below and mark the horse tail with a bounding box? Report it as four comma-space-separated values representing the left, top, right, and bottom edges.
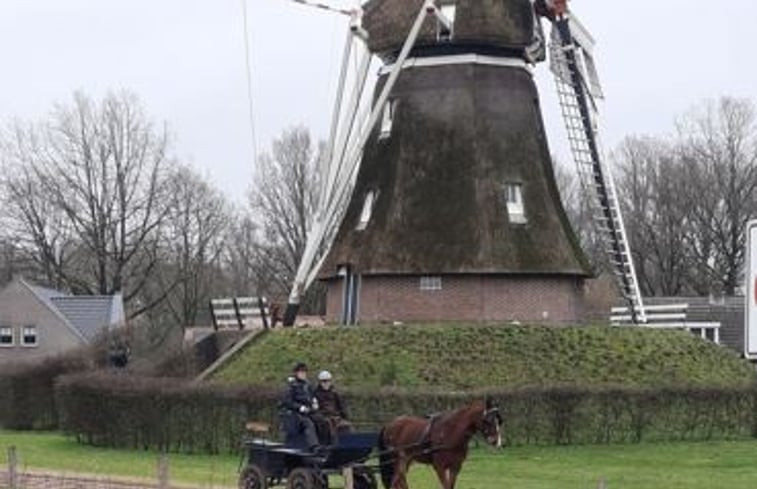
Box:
378, 427, 395, 489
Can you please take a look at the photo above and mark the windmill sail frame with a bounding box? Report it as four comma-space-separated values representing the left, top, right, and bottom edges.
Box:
284, 0, 442, 325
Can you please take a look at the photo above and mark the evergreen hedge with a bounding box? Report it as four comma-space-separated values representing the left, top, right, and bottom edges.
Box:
55, 373, 757, 454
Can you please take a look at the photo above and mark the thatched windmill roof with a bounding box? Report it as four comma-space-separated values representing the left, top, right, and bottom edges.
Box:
321, 63, 591, 278
362, 0, 537, 57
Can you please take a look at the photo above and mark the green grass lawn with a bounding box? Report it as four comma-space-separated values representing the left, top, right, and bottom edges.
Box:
3, 430, 757, 488
212, 324, 755, 389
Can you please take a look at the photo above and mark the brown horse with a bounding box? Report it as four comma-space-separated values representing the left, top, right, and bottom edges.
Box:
377, 399, 502, 489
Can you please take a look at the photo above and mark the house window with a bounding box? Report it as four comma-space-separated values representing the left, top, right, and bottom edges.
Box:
0, 327, 13, 346
379, 100, 396, 140
505, 183, 527, 224
420, 276, 443, 291
22, 326, 37, 347
356, 191, 377, 231
437, 3, 457, 41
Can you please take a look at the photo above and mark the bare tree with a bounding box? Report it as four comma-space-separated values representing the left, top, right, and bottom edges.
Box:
554, 160, 606, 271
1, 91, 173, 316
677, 97, 757, 296
249, 126, 322, 305
613, 136, 691, 296
155, 165, 230, 329
224, 213, 265, 295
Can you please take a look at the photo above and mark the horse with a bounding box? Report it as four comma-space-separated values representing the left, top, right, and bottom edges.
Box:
377, 399, 503, 489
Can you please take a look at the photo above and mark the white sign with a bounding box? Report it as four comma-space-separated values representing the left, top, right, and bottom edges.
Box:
745, 220, 757, 359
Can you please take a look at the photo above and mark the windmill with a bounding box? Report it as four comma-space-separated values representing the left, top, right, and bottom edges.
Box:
281, 0, 646, 326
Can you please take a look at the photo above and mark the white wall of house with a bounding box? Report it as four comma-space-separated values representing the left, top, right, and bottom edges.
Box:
0, 280, 85, 364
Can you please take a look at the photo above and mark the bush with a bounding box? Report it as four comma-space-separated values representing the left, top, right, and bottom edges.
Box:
55, 373, 757, 454
0, 352, 92, 429
56, 373, 279, 453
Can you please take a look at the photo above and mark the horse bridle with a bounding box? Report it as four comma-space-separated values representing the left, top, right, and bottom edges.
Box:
480, 407, 503, 448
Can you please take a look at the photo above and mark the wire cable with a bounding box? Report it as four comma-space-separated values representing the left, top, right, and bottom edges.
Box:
241, 0, 258, 167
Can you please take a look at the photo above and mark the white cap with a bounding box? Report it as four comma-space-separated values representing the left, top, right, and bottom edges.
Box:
318, 370, 333, 381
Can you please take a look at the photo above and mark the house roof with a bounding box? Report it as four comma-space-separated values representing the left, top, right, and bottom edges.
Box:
20, 279, 125, 343
50, 296, 121, 341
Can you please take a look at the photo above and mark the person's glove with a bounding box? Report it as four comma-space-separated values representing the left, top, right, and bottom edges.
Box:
312, 398, 319, 411
299, 405, 310, 414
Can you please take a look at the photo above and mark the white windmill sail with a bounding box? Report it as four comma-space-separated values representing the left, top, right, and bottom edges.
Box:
548, 11, 647, 324
284, 0, 447, 325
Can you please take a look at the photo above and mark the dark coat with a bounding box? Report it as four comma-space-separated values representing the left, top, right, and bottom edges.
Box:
314, 386, 348, 419
281, 377, 315, 413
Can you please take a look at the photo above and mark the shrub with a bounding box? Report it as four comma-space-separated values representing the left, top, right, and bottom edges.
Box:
0, 352, 92, 429
55, 373, 757, 453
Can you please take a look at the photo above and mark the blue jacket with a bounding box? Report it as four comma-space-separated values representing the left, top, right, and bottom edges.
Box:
281, 377, 315, 413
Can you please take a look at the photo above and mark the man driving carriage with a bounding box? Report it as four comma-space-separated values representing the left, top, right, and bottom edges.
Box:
280, 362, 330, 454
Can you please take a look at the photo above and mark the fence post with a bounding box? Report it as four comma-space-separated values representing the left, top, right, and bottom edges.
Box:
157, 453, 170, 489
7, 446, 18, 489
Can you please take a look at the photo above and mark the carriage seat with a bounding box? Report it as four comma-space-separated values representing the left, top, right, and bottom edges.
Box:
245, 421, 271, 435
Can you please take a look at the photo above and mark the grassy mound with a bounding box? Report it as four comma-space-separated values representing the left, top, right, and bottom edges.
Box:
211, 324, 755, 389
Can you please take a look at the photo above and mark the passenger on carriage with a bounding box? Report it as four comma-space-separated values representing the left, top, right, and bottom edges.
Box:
314, 370, 352, 439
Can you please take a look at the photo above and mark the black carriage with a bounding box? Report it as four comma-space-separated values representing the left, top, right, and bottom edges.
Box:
239, 431, 380, 489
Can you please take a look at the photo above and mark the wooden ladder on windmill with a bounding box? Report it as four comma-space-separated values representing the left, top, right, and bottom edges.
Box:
547, 11, 647, 324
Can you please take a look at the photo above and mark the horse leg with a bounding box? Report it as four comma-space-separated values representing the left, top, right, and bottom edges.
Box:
448, 467, 461, 489
390, 454, 409, 489
432, 463, 451, 489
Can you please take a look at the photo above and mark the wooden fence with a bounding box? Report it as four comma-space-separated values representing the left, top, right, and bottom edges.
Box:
2, 447, 228, 489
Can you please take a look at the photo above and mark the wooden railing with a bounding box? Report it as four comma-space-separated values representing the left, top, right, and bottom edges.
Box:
611, 303, 721, 344
209, 297, 270, 331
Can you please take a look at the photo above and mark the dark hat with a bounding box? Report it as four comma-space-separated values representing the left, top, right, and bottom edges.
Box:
293, 362, 308, 372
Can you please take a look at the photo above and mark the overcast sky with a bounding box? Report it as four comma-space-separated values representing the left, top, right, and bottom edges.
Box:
1, 0, 755, 202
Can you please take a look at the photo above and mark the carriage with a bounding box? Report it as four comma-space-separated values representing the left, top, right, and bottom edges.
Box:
238, 431, 380, 489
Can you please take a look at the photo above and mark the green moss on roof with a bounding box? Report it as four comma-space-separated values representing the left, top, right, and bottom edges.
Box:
363, 0, 536, 57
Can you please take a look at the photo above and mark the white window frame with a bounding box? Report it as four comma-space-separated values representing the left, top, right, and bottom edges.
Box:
420, 276, 443, 291
0, 326, 14, 347
356, 190, 377, 231
437, 3, 457, 42
21, 325, 38, 347
505, 183, 527, 224
379, 100, 396, 140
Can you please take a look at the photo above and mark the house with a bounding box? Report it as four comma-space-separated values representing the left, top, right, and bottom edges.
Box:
0, 277, 125, 364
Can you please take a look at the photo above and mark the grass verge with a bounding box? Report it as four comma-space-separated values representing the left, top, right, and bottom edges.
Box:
3, 431, 757, 488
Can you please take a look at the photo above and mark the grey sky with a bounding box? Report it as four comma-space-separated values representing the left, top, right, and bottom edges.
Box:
1, 1, 755, 203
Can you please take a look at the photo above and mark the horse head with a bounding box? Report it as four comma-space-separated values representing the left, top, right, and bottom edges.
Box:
479, 397, 503, 448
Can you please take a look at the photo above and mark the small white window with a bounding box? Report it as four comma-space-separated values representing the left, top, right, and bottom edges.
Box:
438, 4, 456, 41
379, 100, 396, 140
22, 326, 37, 347
356, 191, 377, 231
0, 327, 13, 347
420, 276, 442, 291
505, 183, 527, 224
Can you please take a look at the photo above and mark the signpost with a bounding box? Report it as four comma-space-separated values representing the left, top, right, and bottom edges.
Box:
745, 220, 757, 359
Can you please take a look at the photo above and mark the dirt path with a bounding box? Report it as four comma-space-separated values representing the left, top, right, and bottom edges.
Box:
0, 469, 233, 489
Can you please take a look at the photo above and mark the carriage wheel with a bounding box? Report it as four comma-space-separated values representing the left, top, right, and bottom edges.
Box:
239, 464, 267, 489
286, 467, 317, 489
352, 467, 377, 489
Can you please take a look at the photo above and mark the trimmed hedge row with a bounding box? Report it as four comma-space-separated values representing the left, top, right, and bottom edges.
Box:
0, 353, 92, 430
55, 373, 757, 454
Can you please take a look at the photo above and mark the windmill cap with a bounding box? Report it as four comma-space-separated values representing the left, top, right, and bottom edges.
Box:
318, 370, 333, 381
